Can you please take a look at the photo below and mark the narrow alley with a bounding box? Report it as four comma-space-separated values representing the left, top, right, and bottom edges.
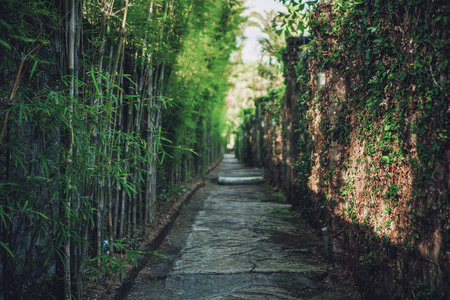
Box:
126, 154, 360, 299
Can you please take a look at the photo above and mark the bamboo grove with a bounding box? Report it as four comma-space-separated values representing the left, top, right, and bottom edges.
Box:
0, 0, 243, 298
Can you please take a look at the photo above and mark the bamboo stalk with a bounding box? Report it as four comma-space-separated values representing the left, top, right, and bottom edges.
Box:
0, 58, 25, 148
145, 60, 154, 224
108, 177, 113, 254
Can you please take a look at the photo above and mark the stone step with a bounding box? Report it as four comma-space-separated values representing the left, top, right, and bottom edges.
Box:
217, 176, 265, 185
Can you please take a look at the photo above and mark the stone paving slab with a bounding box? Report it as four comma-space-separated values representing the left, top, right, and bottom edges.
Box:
127, 155, 357, 299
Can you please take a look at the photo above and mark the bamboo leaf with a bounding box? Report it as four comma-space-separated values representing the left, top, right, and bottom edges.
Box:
0, 204, 12, 228
90, 68, 100, 95
18, 104, 23, 125
30, 210, 48, 219
12, 35, 36, 43
0, 241, 15, 258
29, 60, 38, 79
0, 39, 11, 50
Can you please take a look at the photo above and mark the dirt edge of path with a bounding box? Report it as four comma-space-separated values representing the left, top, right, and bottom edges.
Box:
114, 159, 222, 300
80, 159, 221, 300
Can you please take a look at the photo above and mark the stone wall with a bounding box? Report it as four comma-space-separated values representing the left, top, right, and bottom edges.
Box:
237, 1, 449, 298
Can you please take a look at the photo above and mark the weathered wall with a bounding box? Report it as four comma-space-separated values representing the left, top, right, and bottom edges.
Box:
235, 96, 285, 189
237, 1, 449, 298
306, 2, 449, 298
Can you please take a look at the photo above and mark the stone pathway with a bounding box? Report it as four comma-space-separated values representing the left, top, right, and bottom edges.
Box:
127, 154, 358, 299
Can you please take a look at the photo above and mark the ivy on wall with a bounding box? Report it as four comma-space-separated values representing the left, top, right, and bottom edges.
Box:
306, 1, 449, 298
238, 0, 448, 298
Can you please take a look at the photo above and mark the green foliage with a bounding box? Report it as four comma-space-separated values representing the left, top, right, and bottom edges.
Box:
161, 0, 244, 185
359, 250, 376, 275
248, 10, 286, 66
309, 0, 448, 218
0, 0, 244, 298
306, 0, 448, 298
385, 184, 400, 205
292, 52, 313, 212
234, 107, 256, 163
310, 0, 448, 176
0, 70, 150, 296
275, 0, 319, 36
414, 282, 437, 300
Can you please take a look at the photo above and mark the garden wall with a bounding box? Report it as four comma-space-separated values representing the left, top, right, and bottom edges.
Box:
237, 1, 449, 298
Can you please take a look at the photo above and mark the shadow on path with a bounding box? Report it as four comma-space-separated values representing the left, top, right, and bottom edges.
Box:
127, 154, 359, 299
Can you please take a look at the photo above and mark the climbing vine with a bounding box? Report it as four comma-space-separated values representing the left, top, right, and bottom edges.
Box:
306, 0, 449, 298
236, 0, 448, 298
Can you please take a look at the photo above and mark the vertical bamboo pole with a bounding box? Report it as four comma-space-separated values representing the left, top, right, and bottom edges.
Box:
145, 60, 154, 224
56, 0, 77, 298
